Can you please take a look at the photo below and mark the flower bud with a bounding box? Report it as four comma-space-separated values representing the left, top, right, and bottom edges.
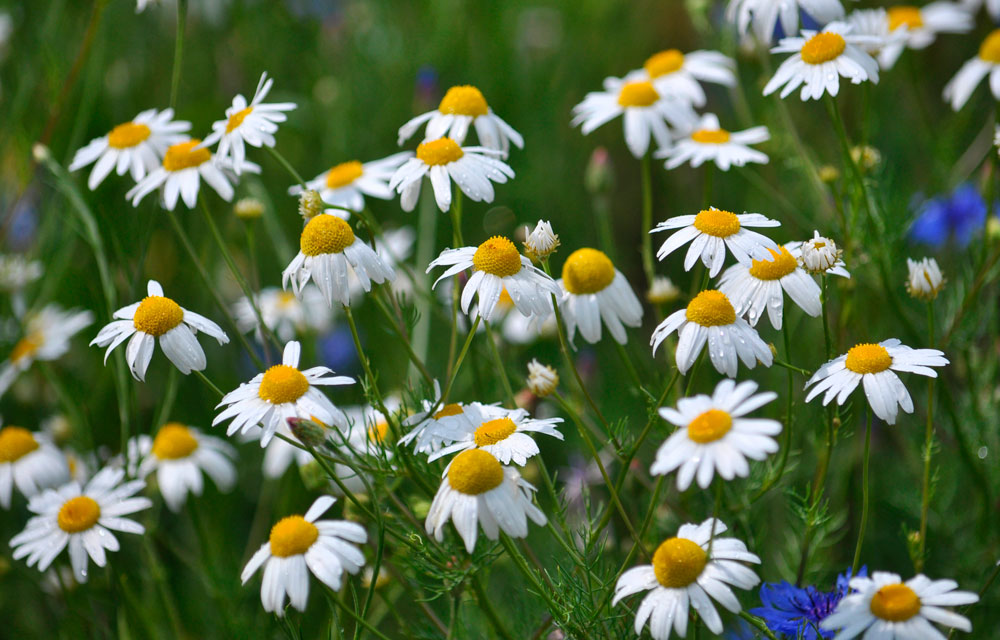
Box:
233, 197, 264, 220
31, 143, 51, 163
905, 257, 944, 301
584, 147, 613, 195
298, 189, 324, 221
646, 276, 680, 304
818, 165, 840, 183
287, 417, 328, 450
526, 359, 559, 397
799, 230, 843, 274
523, 220, 560, 261
850, 145, 881, 172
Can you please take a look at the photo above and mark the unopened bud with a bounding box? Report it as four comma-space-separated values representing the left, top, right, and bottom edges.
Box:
32, 143, 51, 163
987, 216, 1000, 241
850, 145, 881, 172
905, 257, 945, 301
647, 276, 680, 304
526, 359, 559, 397
299, 189, 324, 221
799, 230, 843, 274
523, 220, 560, 261
584, 147, 613, 195
234, 197, 264, 220
818, 165, 839, 183
287, 417, 328, 449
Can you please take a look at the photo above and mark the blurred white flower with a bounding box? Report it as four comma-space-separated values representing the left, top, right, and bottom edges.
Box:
906, 257, 945, 301
289, 153, 412, 215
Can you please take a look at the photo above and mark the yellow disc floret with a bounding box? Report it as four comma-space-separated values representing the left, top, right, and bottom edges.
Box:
687, 409, 733, 443
685, 290, 736, 327
691, 129, 731, 144
269, 515, 319, 557
226, 107, 254, 133
108, 122, 152, 149
652, 537, 708, 588
325, 160, 364, 189
258, 365, 310, 404
748, 247, 798, 280
473, 236, 522, 278
300, 214, 356, 256
617, 81, 660, 107
152, 423, 199, 460
10, 334, 41, 363
562, 248, 616, 294
644, 49, 685, 78
0, 426, 40, 463
870, 583, 922, 622
163, 140, 211, 172
416, 138, 464, 166
692, 208, 741, 237
845, 343, 893, 374
133, 296, 184, 337
438, 85, 490, 117
474, 417, 517, 446
58, 496, 101, 533
447, 449, 504, 495
800, 32, 847, 65
433, 403, 465, 419
368, 421, 389, 443
888, 6, 924, 31
979, 29, 1000, 63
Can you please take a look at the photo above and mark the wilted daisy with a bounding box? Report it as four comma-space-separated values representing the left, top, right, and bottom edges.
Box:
797, 230, 850, 276
388, 137, 514, 212
658, 113, 770, 171
427, 403, 563, 466
613, 518, 761, 638
726, 0, 845, 45
719, 243, 822, 329
0, 425, 69, 508
0, 305, 94, 395
557, 247, 643, 344
651, 207, 780, 277
845, 8, 910, 69
397, 85, 524, 156
9, 467, 151, 582
651, 380, 781, 490
943, 29, 1000, 111
651, 289, 773, 377
288, 152, 412, 215
820, 571, 978, 638
428, 236, 559, 322
282, 214, 395, 307
213, 340, 354, 446
234, 286, 332, 342
805, 339, 948, 424
69, 108, 190, 189
764, 24, 880, 101
628, 49, 736, 107
241, 496, 367, 616
878, 3, 973, 69
906, 257, 945, 301
90, 280, 229, 381
425, 448, 546, 553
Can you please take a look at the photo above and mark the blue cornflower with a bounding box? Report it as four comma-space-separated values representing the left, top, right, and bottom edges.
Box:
909, 183, 989, 247
750, 568, 865, 640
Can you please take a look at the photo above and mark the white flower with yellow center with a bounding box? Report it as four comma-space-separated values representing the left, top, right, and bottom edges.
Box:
943, 29, 1000, 111
658, 113, 770, 171
820, 571, 978, 638
213, 340, 354, 446
726, 0, 845, 45
571, 76, 697, 158
427, 403, 564, 466
241, 496, 367, 617
425, 448, 546, 553
233, 286, 332, 343
627, 49, 736, 108
805, 339, 948, 424
0, 253, 42, 294
651, 207, 780, 277
130, 422, 237, 512
282, 214, 395, 307
613, 518, 761, 639
651, 289, 773, 377
964, 0, 1000, 21
557, 248, 643, 345
0, 425, 69, 509
718, 243, 822, 329
400, 382, 503, 455
0, 305, 94, 396
69, 108, 190, 189
651, 380, 781, 490
389, 137, 514, 212
90, 280, 229, 381
845, 8, 910, 70
764, 24, 880, 101
428, 236, 559, 322
9, 467, 151, 583
878, 3, 973, 69
200, 72, 296, 174
397, 85, 524, 157
906, 257, 945, 301
796, 230, 850, 276
288, 152, 413, 215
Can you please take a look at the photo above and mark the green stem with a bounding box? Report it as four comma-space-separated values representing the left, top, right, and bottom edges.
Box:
738, 612, 780, 640
342, 305, 388, 422
853, 405, 872, 575
328, 590, 393, 640
471, 576, 517, 640
702, 163, 713, 209
266, 145, 306, 190
483, 320, 516, 406
640, 153, 655, 287
193, 369, 224, 397
917, 300, 936, 571
372, 291, 434, 386
498, 534, 562, 615
752, 324, 794, 502
169, 0, 187, 110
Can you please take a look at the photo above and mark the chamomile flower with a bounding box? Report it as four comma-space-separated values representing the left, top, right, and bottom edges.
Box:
427, 403, 564, 466
282, 214, 395, 307
797, 230, 850, 276
425, 449, 546, 553
90, 280, 229, 381
651, 290, 773, 377
627, 49, 737, 108
557, 248, 643, 345
651, 207, 780, 277
804, 339, 948, 424
397, 85, 524, 156
0, 425, 69, 508
213, 341, 354, 446
288, 153, 413, 215
726, 0, 846, 45
427, 236, 559, 322
943, 29, 1000, 111
0, 305, 94, 395
906, 257, 945, 301
9, 467, 151, 583
879, 3, 973, 69
69, 108, 190, 189
201, 72, 296, 174
399, 383, 503, 455
820, 571, 978, 638
658, 113, 770, 171
719, 243, 822, 329
241, 496, 367, 616
613, 518, 761, 638
233, 286, 332, 343
845, 8, 910, 69
651, 380, 781, 490
764, 24, 880, 101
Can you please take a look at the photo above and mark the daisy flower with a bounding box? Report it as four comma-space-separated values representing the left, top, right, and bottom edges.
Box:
0, 304, 94, 395
348, 226, 415, 299
845, 9, 910, 70
943, 29, 1000, 111
651, 380, 781, 490
130, 422, 237, 512
69, 108, 190, 189
627, 49, 736, 108
764, 24, 880, 101
9, 467, 151, 583
820, 571, 978, 638
241, 496, 367, 616
427, 403, 564, 466
427, 236, 559, 322
557, 247, 643, 345
878, 3, 973, 69
571, 76, 696, 158
651, 207, 780, 277
281, 213, 395, 307
658, 113, 770, 171
804, 339, 948, 424
388, 137, 514, 212
726, 0, 845, 45
233, 286, 332, 343
425, 448, 546, 553
613, 518, 761, 638
0, 425, 69, 508
288, 152, 412, 215
397, 85, 524, 157
718, 243, 822, 329
963, 0, 1000, 20
399, 382, 501, 455
90, 280, 228, 381
651, 289, 773, 377
906, 257, 945, 301
201, 72, 296, 174
797, 230, 850, 276
213, 340, 354, 446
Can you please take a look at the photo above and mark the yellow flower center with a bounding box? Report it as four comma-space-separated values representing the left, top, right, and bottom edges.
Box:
58, 496, 101, 533
368, 421, 389, 443
258, 365, 310, 404
269, 515, 319, 557
325, 160, 364, 189
0, 426, 40, 463
644, 49, 685, 78
107, 122, 152, 149
497, 287, 514, 309
979, 29, 1000, 63
652, 537, 708, 588
447, 449, 504, 495
692, 208, 740, 237
800, 32, 847, 65
687, 409, 733, 443
870, 583, 922, 622
473, 236, 522, 278
226, 106, 254, 133
685, 290, 736, 327
748, 247, 798, 280
163, 140, 211, 172
152, 423, 199, 460
691, 129, 731, 144
416, 138, 464, 166
617, 81, 660, 108
845, 343, 893, 374
300, 214, 356, 256
888, 6, 924, 31
433, 403, 464, 419
474, 417, 517, 446
277, 291, 297, 308
438, 85, 490, 117
561, 248, 616, 294
10, 334, 41, 363
133, 296, 184, 337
